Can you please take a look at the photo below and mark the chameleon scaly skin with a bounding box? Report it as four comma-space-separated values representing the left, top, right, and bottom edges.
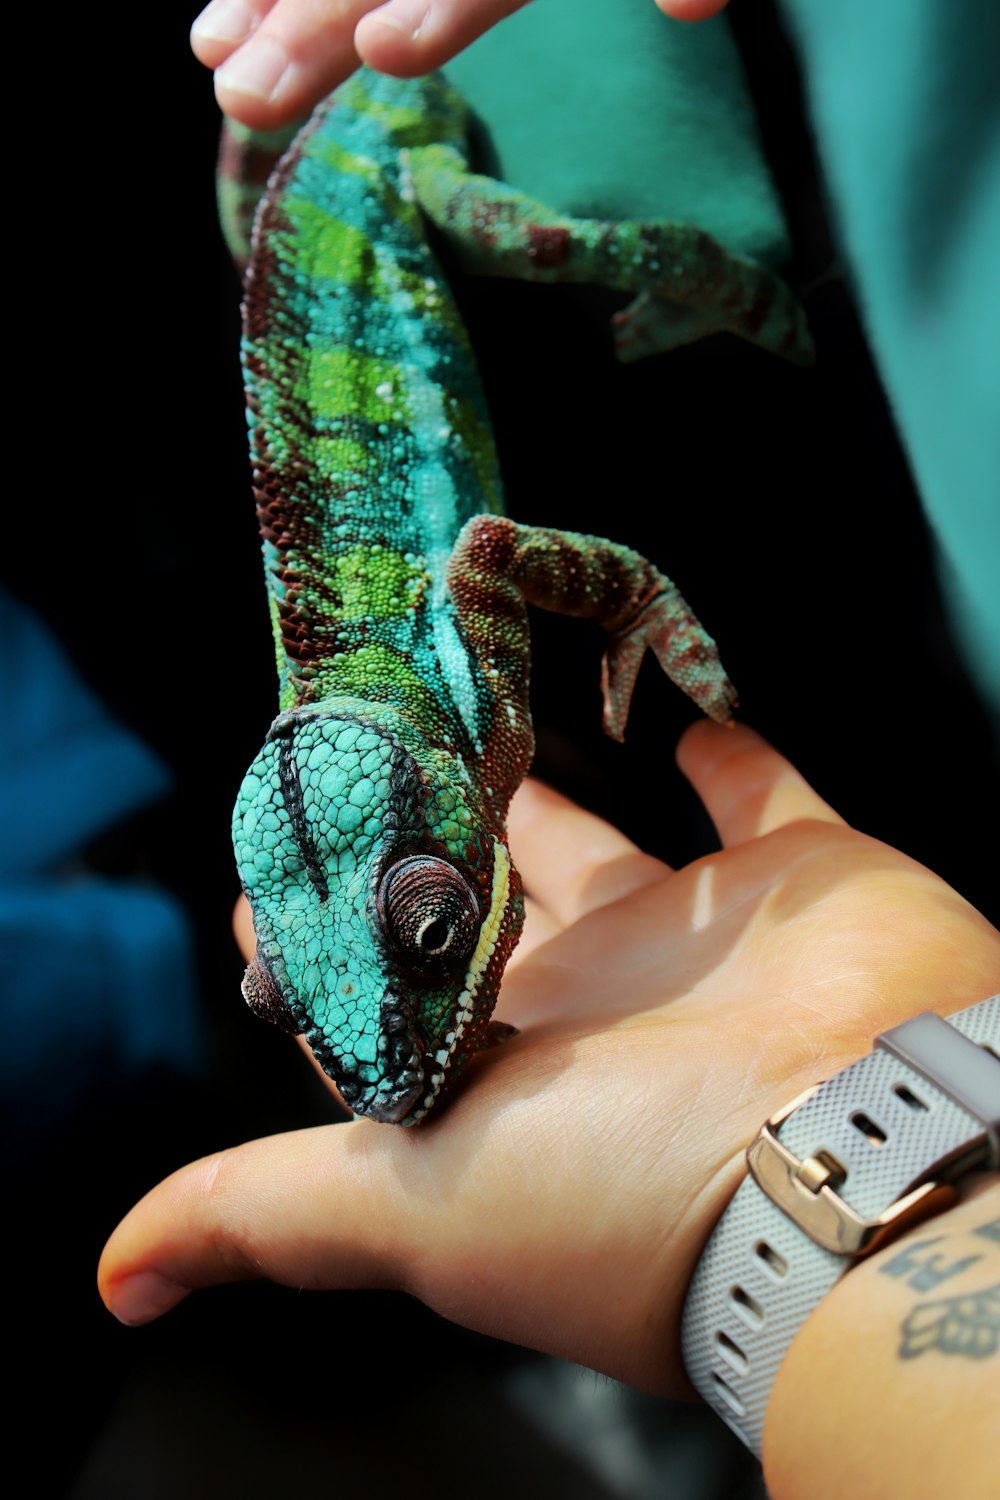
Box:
232, 72, 736, 1125
409, 145, 815, 365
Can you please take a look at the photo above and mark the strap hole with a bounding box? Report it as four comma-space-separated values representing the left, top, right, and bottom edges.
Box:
851, 1110, 887, 1145
730, 1285, 764, 1328
715, 1330, 749, 1374
754, 1240, 788, 1279
893, 1082, 929, 1112
710, 1371, 746, 1418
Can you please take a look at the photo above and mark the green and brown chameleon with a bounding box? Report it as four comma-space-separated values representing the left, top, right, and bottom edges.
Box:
228, 69, 810, 1125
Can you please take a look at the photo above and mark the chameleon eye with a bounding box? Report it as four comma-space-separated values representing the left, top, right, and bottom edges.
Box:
378, 856, 480, 972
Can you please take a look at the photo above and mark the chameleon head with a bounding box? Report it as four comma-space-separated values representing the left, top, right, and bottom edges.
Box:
232, 705, 524, 1124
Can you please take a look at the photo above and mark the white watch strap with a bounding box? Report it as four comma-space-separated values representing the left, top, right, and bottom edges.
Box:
681, 996, 1000, 1457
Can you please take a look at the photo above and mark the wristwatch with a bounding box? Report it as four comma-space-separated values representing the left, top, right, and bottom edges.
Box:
681, 995, 1000, 1458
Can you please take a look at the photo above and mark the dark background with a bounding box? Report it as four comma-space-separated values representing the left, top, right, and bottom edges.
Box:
12, 3, 997, 1496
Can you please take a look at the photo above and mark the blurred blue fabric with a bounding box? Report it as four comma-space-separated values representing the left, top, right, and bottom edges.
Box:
1, 590, 202, 1120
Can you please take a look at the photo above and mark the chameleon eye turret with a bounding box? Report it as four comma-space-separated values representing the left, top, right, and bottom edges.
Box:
377, 856, 481, 973
229, 70, 742, 1124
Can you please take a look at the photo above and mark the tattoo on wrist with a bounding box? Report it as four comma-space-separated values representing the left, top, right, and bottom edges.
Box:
897, 1283, 1000, 1361
879, 1235, 982, 1292
881, 1214, 1000, 1361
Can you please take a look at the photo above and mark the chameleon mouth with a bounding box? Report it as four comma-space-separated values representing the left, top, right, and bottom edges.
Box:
364, 1080, 427, 1125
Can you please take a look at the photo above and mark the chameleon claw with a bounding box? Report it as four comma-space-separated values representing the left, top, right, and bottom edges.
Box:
485, 1019, 519, 1047
602, 591, 736, 740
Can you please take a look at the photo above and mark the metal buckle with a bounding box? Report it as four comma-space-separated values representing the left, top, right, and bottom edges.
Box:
745, 1087, 955, 1258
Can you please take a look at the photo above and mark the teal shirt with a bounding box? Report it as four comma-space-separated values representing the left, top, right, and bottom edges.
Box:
445, 0, 1000, 717
780, 0, 1000, 715
443, 0, 792, 267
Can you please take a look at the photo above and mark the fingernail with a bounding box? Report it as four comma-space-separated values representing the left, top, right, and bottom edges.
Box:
191, 0, 255, 47
215, 36, 290, 102
108, 1270, 188, 1326
365, 1, 433, 41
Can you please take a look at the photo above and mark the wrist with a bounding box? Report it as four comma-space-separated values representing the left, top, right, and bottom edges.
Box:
762, 1179, 1000, 1500
679, 995, 999, 1454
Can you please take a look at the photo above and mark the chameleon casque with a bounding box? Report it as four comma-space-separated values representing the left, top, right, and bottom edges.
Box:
228, 70, 806, 1126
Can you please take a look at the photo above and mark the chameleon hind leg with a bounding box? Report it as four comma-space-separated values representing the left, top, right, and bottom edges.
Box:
409, 143, 814, 366
447, 515, 736, 776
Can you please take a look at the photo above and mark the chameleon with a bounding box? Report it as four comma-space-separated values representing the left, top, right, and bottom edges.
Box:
228, 69, 800, 1127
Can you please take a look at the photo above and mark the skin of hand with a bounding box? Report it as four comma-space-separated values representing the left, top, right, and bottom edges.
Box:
190, 0, 732, 128
99, 720, 1000, 1414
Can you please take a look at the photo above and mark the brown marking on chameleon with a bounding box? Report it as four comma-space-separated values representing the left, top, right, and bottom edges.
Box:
527, 225, 571, 267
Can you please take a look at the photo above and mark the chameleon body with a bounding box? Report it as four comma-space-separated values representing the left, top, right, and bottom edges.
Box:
231, 72, 741, 1125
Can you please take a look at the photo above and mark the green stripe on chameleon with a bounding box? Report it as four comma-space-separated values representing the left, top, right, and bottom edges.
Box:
312, 434, 370, 483
317, 643, 456, 733
284, 198, 378, 286
258, 342, 499, 515
282, 204, 473, 357
330, 546, 427, 619
305, 347, 413, 426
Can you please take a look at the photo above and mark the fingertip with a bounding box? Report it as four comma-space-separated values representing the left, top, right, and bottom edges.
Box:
679, 722, 843, 845
191, 0, 261, 66
676, 718, 764, 782
356, 1, 430, 61
357, 0, 532, 77
100, 1268, 191, 1327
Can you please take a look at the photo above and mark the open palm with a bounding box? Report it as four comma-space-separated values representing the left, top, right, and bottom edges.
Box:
99, 721, 1000, 1400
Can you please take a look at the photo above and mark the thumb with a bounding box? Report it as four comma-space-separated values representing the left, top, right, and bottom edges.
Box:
98, 1122, 418, 1325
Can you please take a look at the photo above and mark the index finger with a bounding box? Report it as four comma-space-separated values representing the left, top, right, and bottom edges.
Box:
678, 721, 844, 846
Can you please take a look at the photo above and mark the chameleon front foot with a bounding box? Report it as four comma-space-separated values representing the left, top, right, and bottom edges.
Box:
448, 515, 736, 761
602, 586, 737, 741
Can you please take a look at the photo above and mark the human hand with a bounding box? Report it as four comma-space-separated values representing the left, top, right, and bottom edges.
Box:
190, 0, 732, 128
99, 721, 1000, 1396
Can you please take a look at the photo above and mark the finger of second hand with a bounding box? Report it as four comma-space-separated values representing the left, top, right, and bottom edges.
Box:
678, 721, 844, 848
213, 0, 377, 127
507, 779, 670, 927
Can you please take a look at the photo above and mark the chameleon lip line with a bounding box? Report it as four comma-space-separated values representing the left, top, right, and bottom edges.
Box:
413, 838, 511, 1116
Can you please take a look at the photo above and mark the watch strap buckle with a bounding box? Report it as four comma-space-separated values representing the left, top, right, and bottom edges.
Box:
746, 1086, 956, 1257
